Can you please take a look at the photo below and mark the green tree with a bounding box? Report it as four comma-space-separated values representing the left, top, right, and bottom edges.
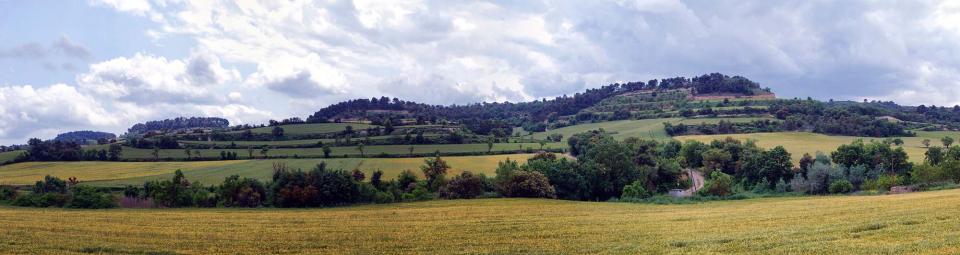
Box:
420, 155, 450, 191
384, 119, 395, 134
184, 148, 192, 159
923, 139, 931, 148
759, 146, 793, 187
487, 139, 494, 153
246, 147, 254, 159
107, 143, 123, 161
272, 126, 285, 138
322, 145, 332, 158
357, 143, 365, 157
260, 148, 270, 158
703, 171, 733, 196
408, 146, 415, 157
926, 146, 945, 166
892, 138, 904, 146
151, 147, 160, 161
942, 136, 954, 147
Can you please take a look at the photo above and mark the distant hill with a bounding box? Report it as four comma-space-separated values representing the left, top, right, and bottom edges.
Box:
53, 131, 116, 143
305, 73, 768, 134
127, 117, 230, 135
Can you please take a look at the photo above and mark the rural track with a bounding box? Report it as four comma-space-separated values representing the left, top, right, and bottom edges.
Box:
683, 169, 705, 196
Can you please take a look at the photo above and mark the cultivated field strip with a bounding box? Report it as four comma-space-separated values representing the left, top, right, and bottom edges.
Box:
1, 189, 959, 254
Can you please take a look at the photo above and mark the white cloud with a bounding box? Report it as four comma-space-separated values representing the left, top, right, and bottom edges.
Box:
9, 0, 960, 144
0, 84, 116, 142
77, 52, 239, 104
89, 0, 152, 16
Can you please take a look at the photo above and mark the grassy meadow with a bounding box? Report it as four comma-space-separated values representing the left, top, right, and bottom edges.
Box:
2, 189, 959, 254
0, 150, 24, 163
102, 142, 563, 160
676, 131, 960, 163
226, 122, 377, 135
0, 154, 534, 187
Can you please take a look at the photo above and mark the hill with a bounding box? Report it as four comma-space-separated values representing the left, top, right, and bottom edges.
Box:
52, 131, 116, 143
2, 189, 959, 254
127, 117, 230, 135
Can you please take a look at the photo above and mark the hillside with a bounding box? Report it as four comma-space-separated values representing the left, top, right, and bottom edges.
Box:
2, 189, 959, 254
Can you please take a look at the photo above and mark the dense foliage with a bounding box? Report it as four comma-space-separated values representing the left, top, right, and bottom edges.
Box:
127, 117, 229, 134
53, 131, 116, 143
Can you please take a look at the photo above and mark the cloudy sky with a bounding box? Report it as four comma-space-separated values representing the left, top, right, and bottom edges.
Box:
1, 0, 960, 144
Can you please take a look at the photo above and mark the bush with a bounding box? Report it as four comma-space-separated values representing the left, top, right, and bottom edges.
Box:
910, 164, 945, 184
621, 181, 650, 200
0, 186, 16, 201
497, 171, 556, 198
789, 174, 809, 194
13, 193, 67, 207
702, 171, 733, 197
66, 186, 116, 209
828, 180, 853, 194
438, 171, 485, 199
218, 175, 267, 207
270, 163, 362, 207
876, 174, 904, 191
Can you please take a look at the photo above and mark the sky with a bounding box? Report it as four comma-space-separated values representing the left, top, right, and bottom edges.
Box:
1, 0, 960, 145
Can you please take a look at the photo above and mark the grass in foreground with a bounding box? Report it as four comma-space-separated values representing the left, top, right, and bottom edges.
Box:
1, 189, 959, 254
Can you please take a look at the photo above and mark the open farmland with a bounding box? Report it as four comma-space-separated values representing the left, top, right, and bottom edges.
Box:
0, 150, 23, 164
0, 154, 534, 187
676, 131, 960, 163
225, 123, 377, 135
524, 117, 775, 142
2, 189, 959, 254
103, 142, 563, 160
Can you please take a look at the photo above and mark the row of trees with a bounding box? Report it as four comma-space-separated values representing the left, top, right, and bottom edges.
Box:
14, 138, 122, 162
127, 117, 229, 134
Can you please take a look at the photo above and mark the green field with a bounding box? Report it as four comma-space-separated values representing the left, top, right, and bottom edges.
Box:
179, 134, 446, 147
0, 154, 534, 187
101, 142, 563, 160
676, 131, 960, 163
227, 123, 378, 135
526, 118, 680, 141
524, 117, 774, 142
2, 189, 959, 254
0, 150, 24, 163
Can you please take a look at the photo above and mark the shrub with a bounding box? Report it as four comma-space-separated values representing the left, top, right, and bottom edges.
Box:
396, 170, 419, 193
218, 175, 267, 207
0, 186, 16, 201
13, 193, 67, 207
702, 171, 733, 197
621, 181, 650, 200
439, 171, 485, 199
66, 186, 116, 209
910, 164, 945, 184
875, 174, 904, 191
828, 180, 853, 194
497, 171, 556, 198
789, 174, 809, 194
270, 163, 362, 207
774, 178, 790, 193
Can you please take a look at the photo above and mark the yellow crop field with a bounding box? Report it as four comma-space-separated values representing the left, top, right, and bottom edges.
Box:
676, 131, 960, 163
1, 189, 959, 254
0, 161, 242, 185
0, 154, 534, 186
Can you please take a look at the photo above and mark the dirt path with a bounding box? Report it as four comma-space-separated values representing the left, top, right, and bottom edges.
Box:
681, 169, 705, 197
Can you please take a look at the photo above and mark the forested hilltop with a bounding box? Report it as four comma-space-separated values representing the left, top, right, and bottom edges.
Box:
304, 72, 957, 138
127, 117, 230, 135
52, 131, 116, 144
